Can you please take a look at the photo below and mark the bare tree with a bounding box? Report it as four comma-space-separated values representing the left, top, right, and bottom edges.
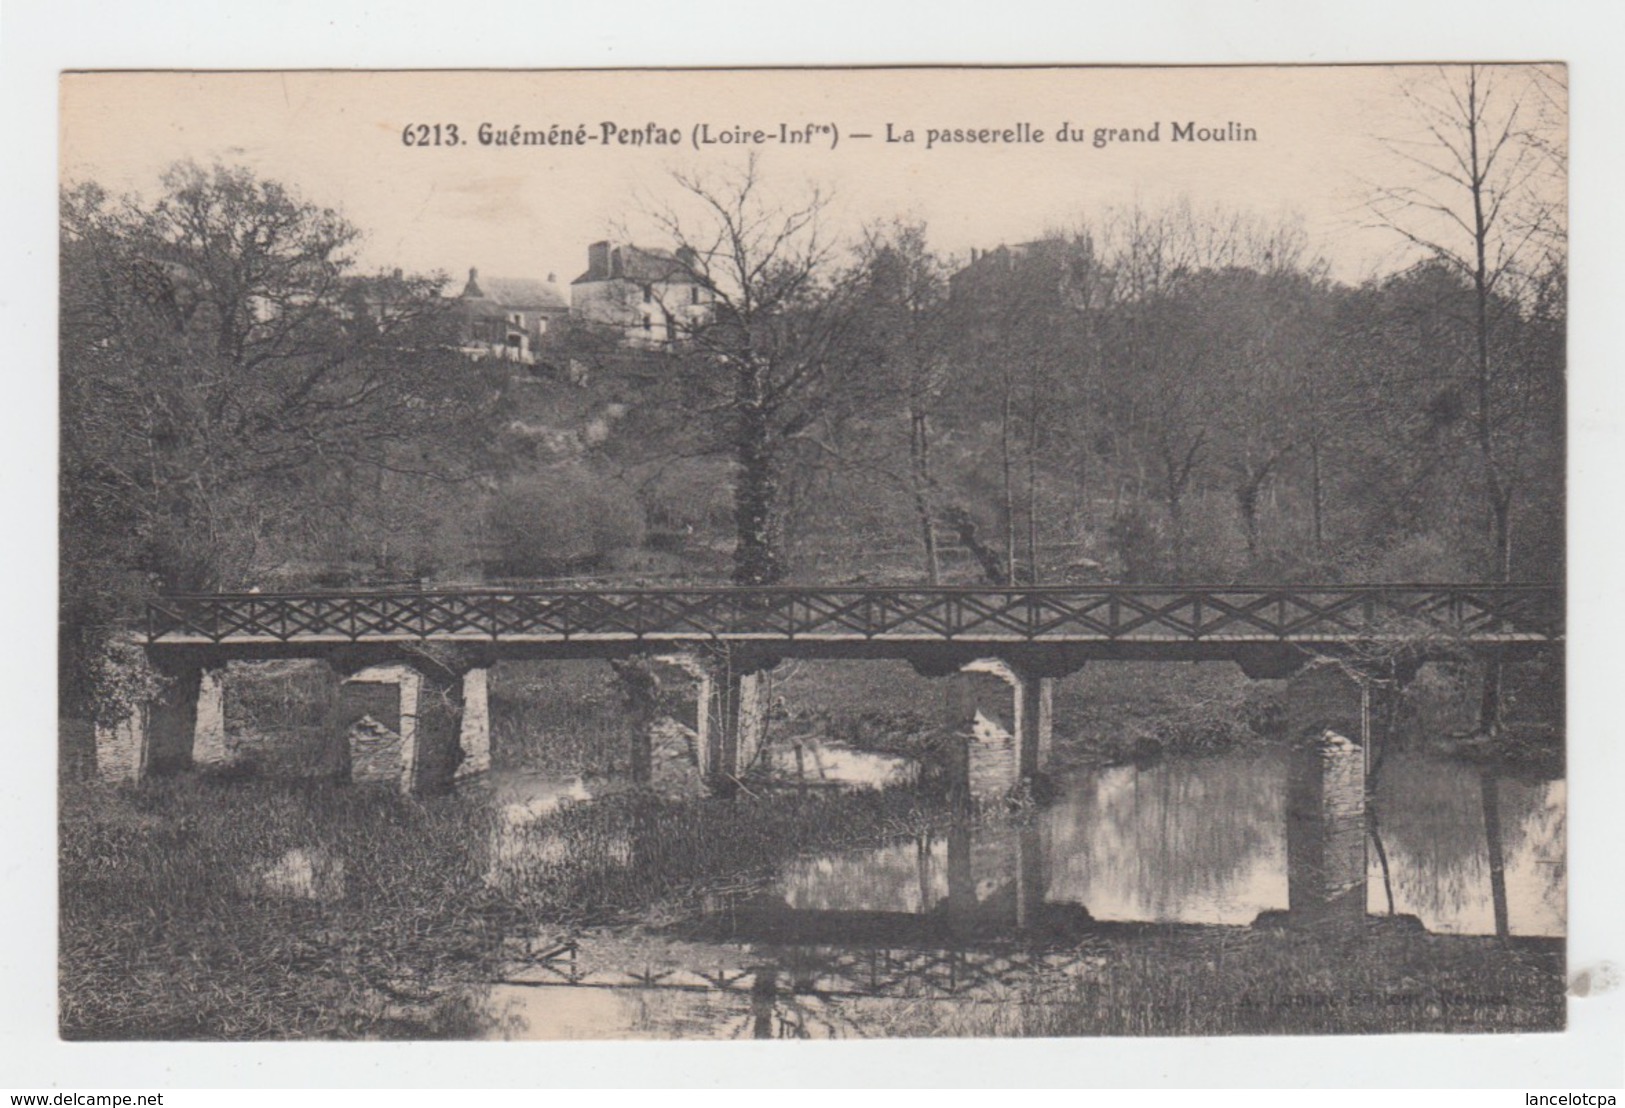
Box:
648, 156, 852, 584
1369, 64, 1566, 582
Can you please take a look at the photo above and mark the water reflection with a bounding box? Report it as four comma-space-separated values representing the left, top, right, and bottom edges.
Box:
1369, 750, 1565, 936
479, 743, 1564, 1039
1042, 754, 1288, 926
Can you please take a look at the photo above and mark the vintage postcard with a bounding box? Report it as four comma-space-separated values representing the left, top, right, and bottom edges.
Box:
57, 65, 1567, 1043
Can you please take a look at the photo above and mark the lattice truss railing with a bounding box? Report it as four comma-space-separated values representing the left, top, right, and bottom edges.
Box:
498, 936, 1108, 1002
147, 585, 1562, 645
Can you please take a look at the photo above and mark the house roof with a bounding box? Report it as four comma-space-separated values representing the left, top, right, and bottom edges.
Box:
459, 269, 569, 311
573, 244, 697, 286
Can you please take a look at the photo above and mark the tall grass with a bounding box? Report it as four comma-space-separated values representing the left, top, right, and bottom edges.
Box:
861, 926, 1564, 1038
59, 775, 505, 1039
58, 773, 951, 1040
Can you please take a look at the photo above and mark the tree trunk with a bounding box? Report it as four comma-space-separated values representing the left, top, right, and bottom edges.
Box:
909, 411, 940, 584
1479, 656, 1504, 738
1026, 388, 1041, 584
942, 504, 1006, 585
1310, 435, 1324, 548
732, 364, 782, 586
1492, 485, 1515, 582
1001, 384, 1016, 585
1235, 475, 1261, 563
1480, 769, 1510, 939
1465, 66, 1517, 588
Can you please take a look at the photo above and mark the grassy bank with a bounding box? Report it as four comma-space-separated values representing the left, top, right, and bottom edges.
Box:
773, 656, 1561, 773
766, 658, 1285, 769
864, 924, 1564, 1038
57, 773, 950, 1040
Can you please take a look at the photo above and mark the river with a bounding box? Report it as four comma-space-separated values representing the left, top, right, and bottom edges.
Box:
474, 745, 1564, 1039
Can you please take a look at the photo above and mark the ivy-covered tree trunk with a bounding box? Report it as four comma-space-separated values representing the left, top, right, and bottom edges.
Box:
732, 363, 783, 586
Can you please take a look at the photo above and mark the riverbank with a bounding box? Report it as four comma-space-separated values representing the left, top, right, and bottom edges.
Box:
774, 658, 1285, 770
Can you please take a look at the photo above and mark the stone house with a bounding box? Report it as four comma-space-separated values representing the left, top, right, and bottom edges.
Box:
456, 267, 570, 364
569, 241, 714, 347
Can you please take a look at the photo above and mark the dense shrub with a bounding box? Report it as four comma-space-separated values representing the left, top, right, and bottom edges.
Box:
484, 467, 645, 577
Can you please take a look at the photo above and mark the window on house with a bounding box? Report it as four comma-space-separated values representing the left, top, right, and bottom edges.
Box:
642, 313, 652, 332
643, 286, 652, 304
690, 286, 699, 305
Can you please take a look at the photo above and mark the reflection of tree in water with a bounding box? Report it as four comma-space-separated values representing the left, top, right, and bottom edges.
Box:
1371, 749, 1563, 934
780, 838, 940, 913
1506, 778, 1566, 931
1044, 753, 1286, 922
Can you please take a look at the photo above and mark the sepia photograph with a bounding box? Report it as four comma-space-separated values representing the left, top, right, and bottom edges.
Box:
54, 64, 1570, 1046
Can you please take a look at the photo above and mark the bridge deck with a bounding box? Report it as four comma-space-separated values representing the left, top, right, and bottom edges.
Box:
146, 584, 1562, 652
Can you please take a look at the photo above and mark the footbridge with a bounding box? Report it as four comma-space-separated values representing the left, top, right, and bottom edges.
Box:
101, 583, 1561, 800
146, 583, 1560, 657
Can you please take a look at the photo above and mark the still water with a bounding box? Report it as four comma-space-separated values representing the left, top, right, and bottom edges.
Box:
478, 745, 1564, 1040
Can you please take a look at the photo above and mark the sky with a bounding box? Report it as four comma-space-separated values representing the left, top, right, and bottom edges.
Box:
58, 66, 1568, 291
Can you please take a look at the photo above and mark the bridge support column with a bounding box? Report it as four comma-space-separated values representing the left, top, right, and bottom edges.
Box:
143, 658, 203, 775
613, 657, 659, 786
1014, 823, 1048, 931
703, 663, 768, 797
335, 663, 466, 795
93, 709, 146, 784
193, 665, 230, 769
94, 654, 215, 783
456, 667, 491, 782
642, 653, 715, 790
1272, 661, 1371, 930
411, 666, 467, 795
944, 816, 976, 932
940, 659, 1053, 802
1016, 670, 1054, 782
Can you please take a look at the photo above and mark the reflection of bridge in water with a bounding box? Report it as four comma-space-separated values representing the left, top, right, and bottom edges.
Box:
492, 718, 1496, 1040
502, 930, 1110, 1005
498, 820, 1100, 1005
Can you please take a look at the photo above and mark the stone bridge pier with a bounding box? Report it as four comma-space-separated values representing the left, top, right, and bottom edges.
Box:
929, 657, 1059, 804
1264, 659, 1391, 930
329, 659, 490, 793
624, 648, 1059, 802
96, 649, 493, 795
615, 650, 777, 795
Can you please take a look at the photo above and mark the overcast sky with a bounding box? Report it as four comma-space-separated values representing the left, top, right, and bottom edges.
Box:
60, 66, 1566, 289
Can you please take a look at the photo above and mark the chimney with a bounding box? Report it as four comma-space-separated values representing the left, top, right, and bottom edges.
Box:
464, 266, 484, 298
587, 241, 611, 280
546, 272, 557, 283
